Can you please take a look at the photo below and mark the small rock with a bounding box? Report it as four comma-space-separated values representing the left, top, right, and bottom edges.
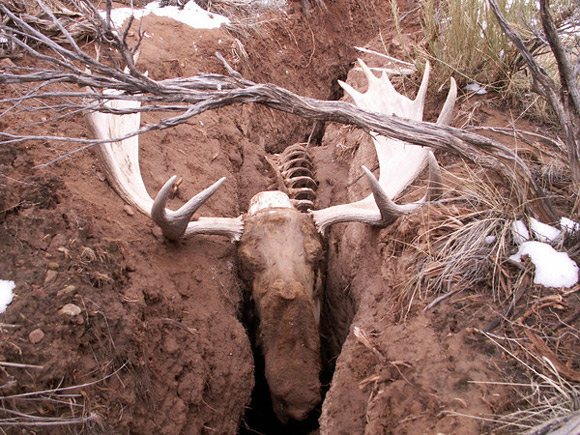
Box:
151, 226, 164, 240
48, 234, 68, 251
123, 204, 135, 216
57, 285, 77, 297
59, 303, 82, 316
29, 328, 45, 344
44, 270, 58, 284
47, 262, 59, 270
96, 171, 106, 182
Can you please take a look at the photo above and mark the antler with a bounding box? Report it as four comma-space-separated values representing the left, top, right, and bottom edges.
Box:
311, 59, 457, 234
86, 94, 243, 241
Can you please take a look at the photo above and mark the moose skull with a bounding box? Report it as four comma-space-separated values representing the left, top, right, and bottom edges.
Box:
86, 59, 456, 423
239, 191, 324, 422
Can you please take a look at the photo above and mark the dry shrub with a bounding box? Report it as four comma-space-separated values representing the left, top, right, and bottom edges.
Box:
391, 0, 578, 124
0, 0, 96, 57
396, 156, 580, 431
398, 163, 523, 316
476, 327, 580, 433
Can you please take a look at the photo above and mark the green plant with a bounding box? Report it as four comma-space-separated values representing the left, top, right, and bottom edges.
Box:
420, 0, 539, 88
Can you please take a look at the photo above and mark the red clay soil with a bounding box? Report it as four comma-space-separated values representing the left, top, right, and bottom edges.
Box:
0, 1, 531, 433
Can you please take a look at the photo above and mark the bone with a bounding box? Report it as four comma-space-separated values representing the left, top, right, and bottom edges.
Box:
86, 93, 243, 242
312, 59, 456, 234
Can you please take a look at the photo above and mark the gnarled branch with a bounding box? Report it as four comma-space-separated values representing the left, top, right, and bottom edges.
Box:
489, 0, 580, 189
0, 0, 558, 222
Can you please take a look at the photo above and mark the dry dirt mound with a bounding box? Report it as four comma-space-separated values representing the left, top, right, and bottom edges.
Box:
0, 1, 570, 434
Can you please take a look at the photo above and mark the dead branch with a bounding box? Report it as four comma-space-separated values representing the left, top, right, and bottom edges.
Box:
0, 0, 558, 222
524, 409, 580, 435
0, 0, 96, 57
489, 0, 580, 189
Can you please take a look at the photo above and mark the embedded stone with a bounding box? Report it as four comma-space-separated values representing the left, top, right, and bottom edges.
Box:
44, 270, 58, 284
57, 285, 77, 297
59, 303, 82, 316
29, 328, 45, 344
123, 204, 135, 216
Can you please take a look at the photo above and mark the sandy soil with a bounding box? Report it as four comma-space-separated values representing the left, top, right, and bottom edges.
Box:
1, 1, 575, 434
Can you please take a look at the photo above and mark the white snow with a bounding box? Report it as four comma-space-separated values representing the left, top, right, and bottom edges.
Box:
529, 217, 562, 242
512, 220, 530, 244
509, 241, 578, 288
463, 83, 487, 95
101, 1, 229, 30
561, 217, 580, 234
509, 218, 579, 288
0, 280, 15, 314
485, 235, 497, 244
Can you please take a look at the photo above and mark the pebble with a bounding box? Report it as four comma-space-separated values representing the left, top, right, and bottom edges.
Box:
47, 262, 59, 270
164, 335, 179, 354
44, 270, 58, 284
151, 226, 164, 240
29, 328, 45, 344
59, 303, 82, 316
57, 285, 77, 297
123, 204, 135, 216
49, 234, 68, 251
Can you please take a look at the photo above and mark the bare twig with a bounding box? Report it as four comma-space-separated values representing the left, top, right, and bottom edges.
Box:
489, 0, 580, 188
0, 0, 558, 221
0, 361, 43, 370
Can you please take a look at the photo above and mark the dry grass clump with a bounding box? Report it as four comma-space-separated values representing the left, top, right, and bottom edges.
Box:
443, 326, 580, 433
399, 164, 528, 317
196, 0, 287, 18
398, 156, 580, 431
475, 328, 580, 433
400, 123, 580, 313
391, 0, 579, 124
0, 362, 126, 430
192, 0, 288, 48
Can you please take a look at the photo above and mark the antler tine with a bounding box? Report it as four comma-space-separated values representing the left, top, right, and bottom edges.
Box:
311, 152, 442, 234
152, 175, 244, 242
336, 80, 363, 106
86, 97, 153, 216
152, 175, 226, 240
361, 151, 442, 225
312, 59, 455, 235
412, 60, 431, 119
436, 77, 457, 126
87, 94, 243, 242
359, 58, 385, 90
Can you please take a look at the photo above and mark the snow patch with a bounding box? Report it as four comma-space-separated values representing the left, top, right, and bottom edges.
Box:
561, 217, 580, 234
529, 217, 561, 242
464, 83, 487, 95
0, 280, 15, 313
511, 220, 529, 244
509, 241, 578, 288
101, 0, 229, 30
485, 235, 497, 244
